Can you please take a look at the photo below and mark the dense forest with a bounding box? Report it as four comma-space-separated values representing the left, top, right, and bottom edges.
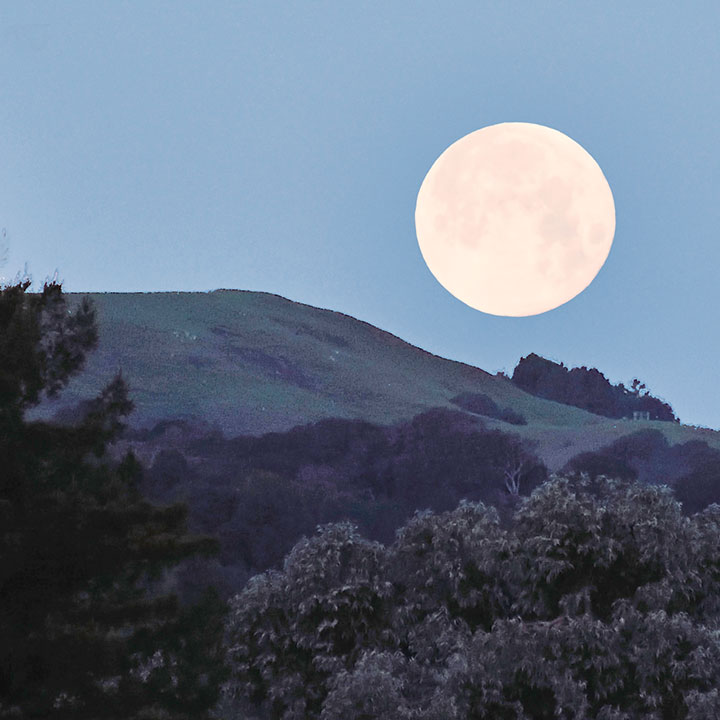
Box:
3, 280, 720, 719
129, 409, 720, 603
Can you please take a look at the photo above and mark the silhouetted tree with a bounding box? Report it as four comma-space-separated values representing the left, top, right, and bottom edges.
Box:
0, 278, 227, 719
511, 353, 677, 421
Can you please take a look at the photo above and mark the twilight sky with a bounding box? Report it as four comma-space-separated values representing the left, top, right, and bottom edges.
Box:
1, 2, 719, 428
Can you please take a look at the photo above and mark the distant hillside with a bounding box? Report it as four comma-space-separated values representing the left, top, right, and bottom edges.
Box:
27, 290, 720, 468
21, 288, 720, 604
27, 291, 597, 434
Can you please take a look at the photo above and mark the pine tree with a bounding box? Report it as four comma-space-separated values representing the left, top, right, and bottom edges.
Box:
0, 279, 227, 719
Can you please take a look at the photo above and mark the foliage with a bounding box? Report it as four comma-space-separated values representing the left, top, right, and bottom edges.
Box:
511, 353, 677, 421
387, 502, 512, 632
134, 409, 547, 602
226, 474, 720, 720
674, 460, 720, 514
225, 523, 391, 719
0, 279, 227, 719
562, 431, 720, 512
371, 409, 546, 513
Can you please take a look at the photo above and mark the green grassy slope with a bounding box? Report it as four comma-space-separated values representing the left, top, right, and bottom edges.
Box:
27, 290, 720, 470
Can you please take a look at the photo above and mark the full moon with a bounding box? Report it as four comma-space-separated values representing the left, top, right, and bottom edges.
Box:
415, 122, 615, 316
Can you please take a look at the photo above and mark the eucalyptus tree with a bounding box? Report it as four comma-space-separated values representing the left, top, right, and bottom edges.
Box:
227, 474, 720, 719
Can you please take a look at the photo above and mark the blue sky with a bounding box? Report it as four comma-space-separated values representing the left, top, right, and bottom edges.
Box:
1, 2, 719, 428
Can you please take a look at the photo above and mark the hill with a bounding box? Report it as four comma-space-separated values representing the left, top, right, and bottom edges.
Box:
27, 290, 720, 470
22, 289, 720, 602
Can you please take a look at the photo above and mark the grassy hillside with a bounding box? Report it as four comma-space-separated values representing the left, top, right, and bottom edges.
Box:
27, 290, 720, 470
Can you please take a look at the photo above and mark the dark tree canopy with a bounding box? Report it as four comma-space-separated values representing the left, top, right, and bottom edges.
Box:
226, 474, 720, 720
0, 279, 227, 719
511, 353, 677, 421
563, 430, 720, 509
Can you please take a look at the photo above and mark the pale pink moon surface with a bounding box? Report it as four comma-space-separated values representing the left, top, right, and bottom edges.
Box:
415, 122, 616, 317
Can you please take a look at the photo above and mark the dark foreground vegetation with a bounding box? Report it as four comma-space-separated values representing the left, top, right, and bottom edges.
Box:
3, 278, 720, 719
0, 279, 227, 719
224, 474, 720, 719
